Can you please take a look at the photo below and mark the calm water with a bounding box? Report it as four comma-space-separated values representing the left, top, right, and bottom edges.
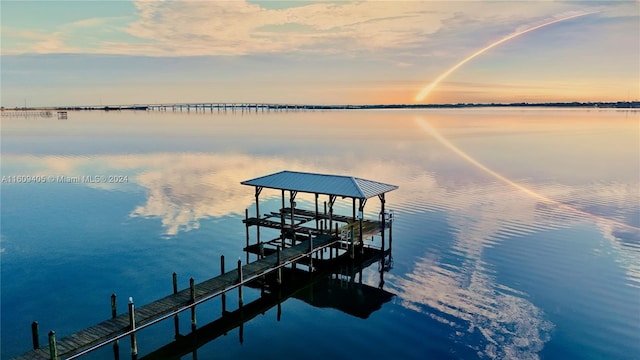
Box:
1, 108, 638, 359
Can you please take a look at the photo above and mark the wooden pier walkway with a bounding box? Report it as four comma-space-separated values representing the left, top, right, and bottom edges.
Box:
14, 235, 338, 360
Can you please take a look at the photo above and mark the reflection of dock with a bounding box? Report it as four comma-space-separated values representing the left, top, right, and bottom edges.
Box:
14, 171, 397, 360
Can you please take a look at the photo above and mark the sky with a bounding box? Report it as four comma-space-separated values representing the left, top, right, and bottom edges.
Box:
1, 0, 638, 107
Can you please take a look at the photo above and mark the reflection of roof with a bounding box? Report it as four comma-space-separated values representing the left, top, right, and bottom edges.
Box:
295, 278, 395, 319
241, 170, 398, 199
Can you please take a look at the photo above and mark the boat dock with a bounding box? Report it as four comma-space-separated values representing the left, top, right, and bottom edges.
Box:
15, 235, 338, 360
13, 170, 398, 360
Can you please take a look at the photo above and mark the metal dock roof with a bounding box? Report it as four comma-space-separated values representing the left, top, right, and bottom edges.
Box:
241, 170, 398, 199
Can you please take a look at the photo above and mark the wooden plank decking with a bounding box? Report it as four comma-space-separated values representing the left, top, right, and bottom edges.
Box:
13, 235, 338, 360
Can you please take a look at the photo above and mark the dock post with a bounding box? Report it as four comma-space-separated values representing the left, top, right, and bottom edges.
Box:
323, 201, 327, 233
190, 278, 196, 330
389, 210, 393, 257
281, 189, 285, 247
308, 231, 314, 271
380, 195, 386, 258
245, 209, 250, 263
315, 193, 319, 231
237, 259, 243, 307
111, 294, 117, 319
289, 190, 296, 246
381, 212, 386, 259
31, 321, 39, 350
48, 330, 58, 360
111, 293, 121, 357
350, 225, 355, 260
337, 223, 341, 258
173, 272, 178, 294
221, 255, 226, 314
256, 187, 262, 253
172, 273, 180, 338
276, 246, 282, 285
128, 297, 138, 359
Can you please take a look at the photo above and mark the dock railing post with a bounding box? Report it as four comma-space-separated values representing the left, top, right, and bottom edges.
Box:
31, 321, 39, 350
190, 278, 196, 330
237, 259, 243, 307
221, 255, 226, 314
128, 297, 137, 359
48, 330, 58, 360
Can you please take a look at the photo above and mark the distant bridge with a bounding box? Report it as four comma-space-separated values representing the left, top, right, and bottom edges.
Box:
51, 103, 369, 112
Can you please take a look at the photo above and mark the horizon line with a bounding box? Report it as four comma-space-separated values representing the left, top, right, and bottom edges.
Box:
2, 100, 639, 111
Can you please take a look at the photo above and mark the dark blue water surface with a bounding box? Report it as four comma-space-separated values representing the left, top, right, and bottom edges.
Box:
1, 109, 638, 359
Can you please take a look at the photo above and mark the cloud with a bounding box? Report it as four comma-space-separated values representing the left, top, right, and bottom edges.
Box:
5, 0, 623, 57
121, 0, 439, 56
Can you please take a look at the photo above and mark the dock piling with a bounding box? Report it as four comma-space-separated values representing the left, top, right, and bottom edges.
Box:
190, 278, 196, 330
111, 294, 117, 319
245, 209, 250, 263
111, 294, 120, 358
309, 231, 314, 271
237, 259, 243, 307
128, 297, 137, 359
221, 256, 227, 314
276, 246, 282, 285
48, 330, 58, 360
172, 273, 179, 338
31, 321, 39, 350
172, 273, 178, 294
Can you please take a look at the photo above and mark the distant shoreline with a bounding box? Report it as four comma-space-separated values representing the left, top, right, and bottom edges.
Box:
2, 101, 638, 111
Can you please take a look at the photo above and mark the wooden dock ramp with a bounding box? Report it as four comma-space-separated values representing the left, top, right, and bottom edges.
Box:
13, 235, 338, 360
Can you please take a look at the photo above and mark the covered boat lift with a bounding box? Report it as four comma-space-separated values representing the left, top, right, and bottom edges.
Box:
241, 170, 398, 262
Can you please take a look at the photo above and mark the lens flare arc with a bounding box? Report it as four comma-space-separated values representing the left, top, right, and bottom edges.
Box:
414, 11, 599, 103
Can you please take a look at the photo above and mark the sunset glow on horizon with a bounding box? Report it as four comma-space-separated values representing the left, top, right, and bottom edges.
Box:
1, 1, 638, 107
